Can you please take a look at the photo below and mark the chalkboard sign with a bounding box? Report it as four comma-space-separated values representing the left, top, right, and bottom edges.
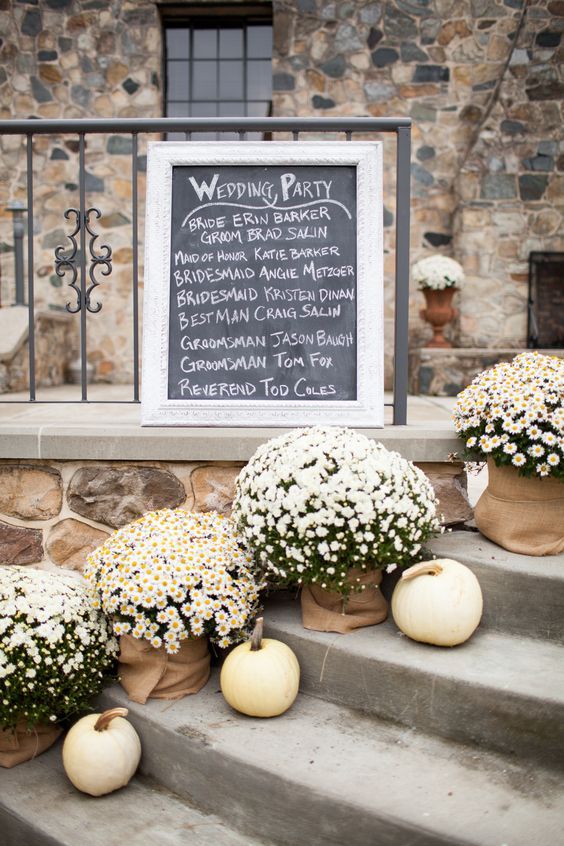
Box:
142, 143, 383, 427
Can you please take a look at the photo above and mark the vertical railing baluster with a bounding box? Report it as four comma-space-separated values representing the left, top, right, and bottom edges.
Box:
26, 135, 36, 401
132, 132, 140, 402
393, 125, 411, 426
345, 130, 352, 141
292, 131, 299, 141
79, 132, 88, 401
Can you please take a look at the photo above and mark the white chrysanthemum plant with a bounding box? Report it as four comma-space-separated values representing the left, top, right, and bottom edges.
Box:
84, 509, 262, 654
412, 255, 464, 290
0, 567, 118, 733
453, 352, 564, 480
232, 427, 441, 595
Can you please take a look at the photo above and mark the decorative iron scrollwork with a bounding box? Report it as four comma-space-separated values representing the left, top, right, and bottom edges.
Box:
55, 207, 112, 314
55, 209, 80, 314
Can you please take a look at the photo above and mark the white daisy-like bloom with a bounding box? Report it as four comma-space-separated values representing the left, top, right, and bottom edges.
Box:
528, 444, 545, 458
85, 509, 262, 655
512, 453, 526, 467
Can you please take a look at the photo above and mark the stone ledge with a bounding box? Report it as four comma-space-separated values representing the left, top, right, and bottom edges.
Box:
410, 347, 564, 396
0, 424, 460, 462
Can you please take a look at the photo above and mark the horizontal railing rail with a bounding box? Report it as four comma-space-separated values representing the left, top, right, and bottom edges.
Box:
0, 116, 411, 425
0, 117, 412, 134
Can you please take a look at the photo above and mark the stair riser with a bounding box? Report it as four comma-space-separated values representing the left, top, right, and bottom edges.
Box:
424, 534, 564, 643
466, 564, 563, 642
0, 810, 61, 846
382, 556, 563, 643
267, 623, 564, 771
106, 704, 459, 846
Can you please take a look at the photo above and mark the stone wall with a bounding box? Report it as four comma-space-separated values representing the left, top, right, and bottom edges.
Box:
454, 0, 564, 349
0, 458, 471, 570
0, 0, 561, 388
0, 0, 162, 383
0, 308, 77, 392
273, 0, 563, 360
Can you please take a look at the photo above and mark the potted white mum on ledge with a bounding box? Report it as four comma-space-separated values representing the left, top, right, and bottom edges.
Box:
232, 426, 440, 634
412, 254, 464, 349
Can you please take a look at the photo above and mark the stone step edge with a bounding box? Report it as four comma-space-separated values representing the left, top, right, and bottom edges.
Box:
427, 531, 564, 579
0, 742, 269, 846
99, 679, 564, 846
263, 595, 564, 770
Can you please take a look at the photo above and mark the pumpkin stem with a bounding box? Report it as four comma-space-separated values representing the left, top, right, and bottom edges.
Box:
401, 560, 444, 581
94, 707, 129, 732
250, 617, 264, 651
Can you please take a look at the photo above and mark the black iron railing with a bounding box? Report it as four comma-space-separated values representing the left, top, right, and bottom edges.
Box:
0, 117, 411, 424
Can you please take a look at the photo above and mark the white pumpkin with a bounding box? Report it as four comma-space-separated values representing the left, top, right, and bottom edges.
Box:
62, 707, 141, 796
220, 618, 300, 718
391, 558, 483, 647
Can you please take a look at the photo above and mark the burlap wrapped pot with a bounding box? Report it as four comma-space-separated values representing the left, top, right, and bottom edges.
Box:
301, 568, 388, 633
0, 721, 62, 768
118, 634, 211, 704
474, 458, 564, 556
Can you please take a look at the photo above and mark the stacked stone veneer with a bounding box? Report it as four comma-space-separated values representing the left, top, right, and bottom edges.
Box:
273, 0, 564, 357
0, 0, 162, 384
0, 459, 471, 570
0, 310, 77, 392
0, 0, 562, 388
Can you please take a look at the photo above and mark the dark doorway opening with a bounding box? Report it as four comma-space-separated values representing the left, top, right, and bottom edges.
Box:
528, 252, 564, 348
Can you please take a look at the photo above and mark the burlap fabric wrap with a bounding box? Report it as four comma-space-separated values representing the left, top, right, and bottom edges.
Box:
0, 722, 62, 768
474, 458, 564, 556
301, 568, 388, 633
119, 634, 211, 704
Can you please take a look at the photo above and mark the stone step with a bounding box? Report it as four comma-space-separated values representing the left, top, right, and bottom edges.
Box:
262, 592, 564, 769
424, 531, 564, 642
100, 677, 564, 846
0, 741, 270, 846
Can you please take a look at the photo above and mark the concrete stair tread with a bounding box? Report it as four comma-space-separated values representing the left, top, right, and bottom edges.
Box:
265, 592, 564, 703
101, 676, 564, 846
428, 531, 564, 580
0, 741, 269, 846
261, 592, 564, 768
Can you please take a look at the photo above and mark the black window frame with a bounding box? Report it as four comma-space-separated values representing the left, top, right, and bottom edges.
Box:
161, 5, 273, 139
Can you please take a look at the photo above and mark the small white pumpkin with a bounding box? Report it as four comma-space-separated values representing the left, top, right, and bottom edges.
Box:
391, 558, 483, 647
62, 707, 141, 796
220, 618, 300, 718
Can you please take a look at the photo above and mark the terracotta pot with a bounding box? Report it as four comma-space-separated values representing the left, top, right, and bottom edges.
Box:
0, 721, 62, 769
420, 286, 458, 348
300, 568, 388, 633
118, 634, 211, 704
474, 458, 564, 556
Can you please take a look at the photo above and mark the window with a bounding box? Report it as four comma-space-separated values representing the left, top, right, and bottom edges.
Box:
164, 14, 273, 140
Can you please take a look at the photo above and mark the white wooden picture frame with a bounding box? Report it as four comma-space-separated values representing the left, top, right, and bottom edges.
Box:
142, 142, 384, 427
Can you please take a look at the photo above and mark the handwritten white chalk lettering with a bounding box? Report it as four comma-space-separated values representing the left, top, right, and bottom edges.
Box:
168, 164, 357, 402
